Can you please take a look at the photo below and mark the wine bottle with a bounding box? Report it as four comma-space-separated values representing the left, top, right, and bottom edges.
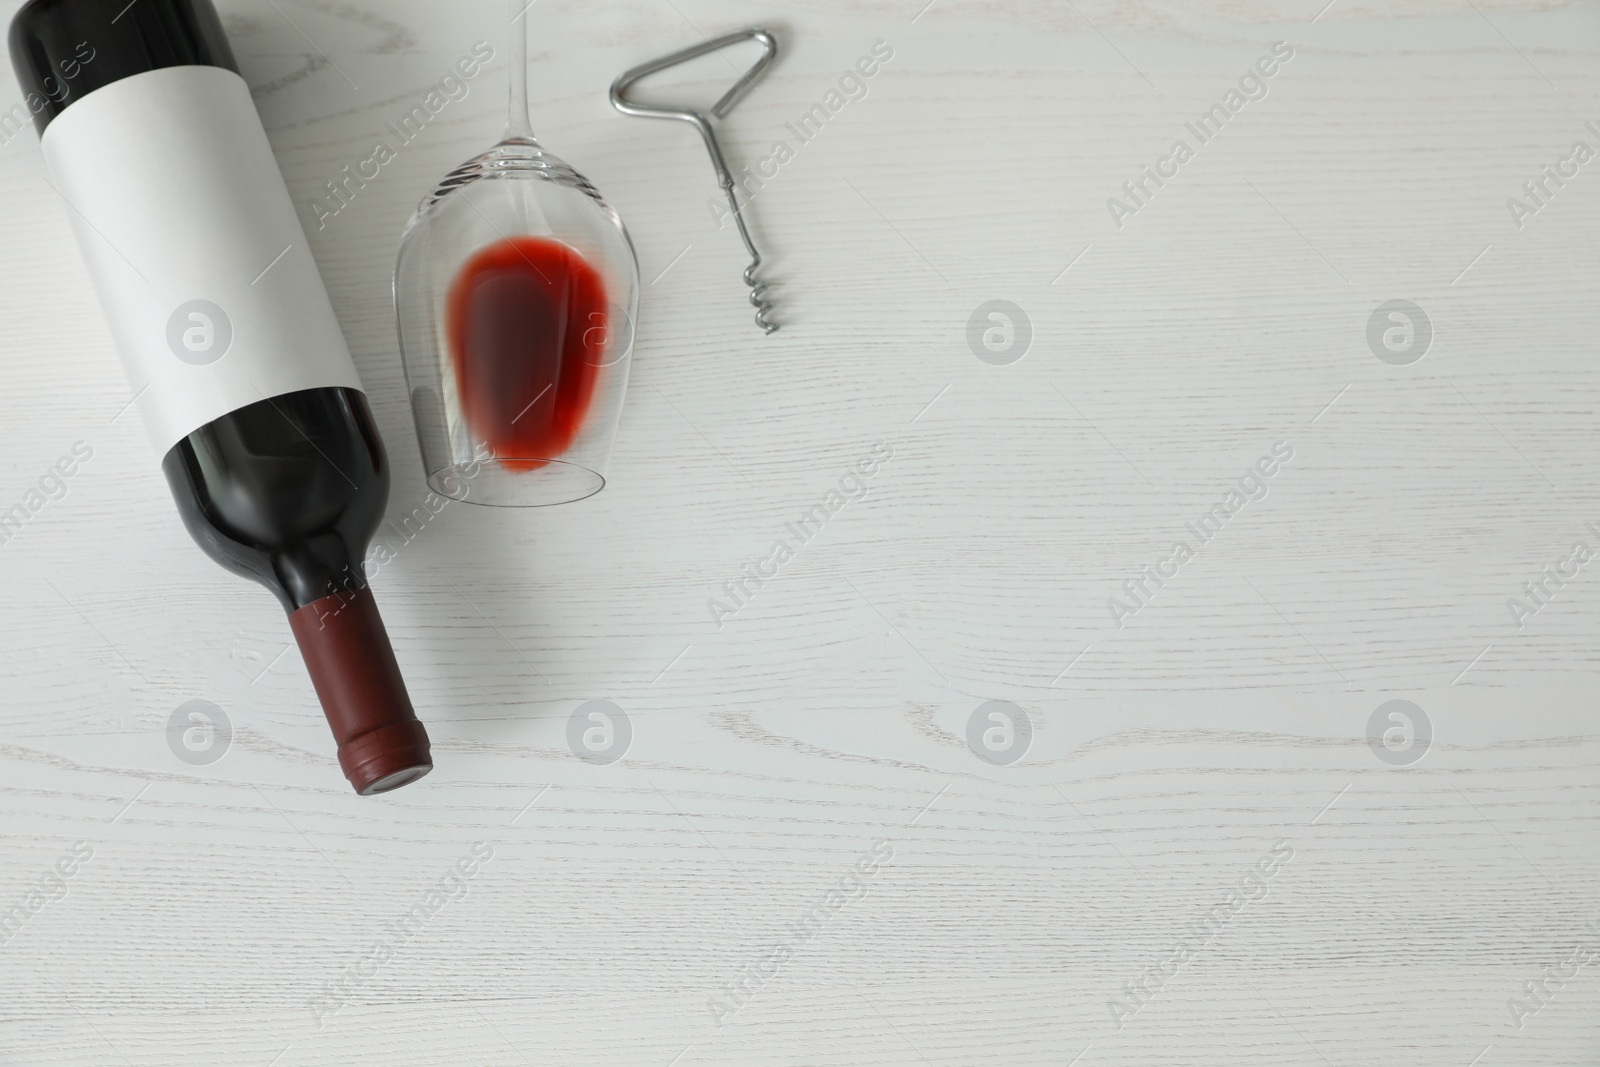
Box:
9, 0, 432, 794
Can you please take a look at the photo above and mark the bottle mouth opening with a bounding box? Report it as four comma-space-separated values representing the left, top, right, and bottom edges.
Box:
336, 718, 433, 795
360, 764, 434, 796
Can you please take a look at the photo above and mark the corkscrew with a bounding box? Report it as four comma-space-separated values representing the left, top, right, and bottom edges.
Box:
611, 28, 780, 334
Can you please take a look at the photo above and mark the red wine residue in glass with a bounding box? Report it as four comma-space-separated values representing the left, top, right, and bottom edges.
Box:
445, 236, 609, 472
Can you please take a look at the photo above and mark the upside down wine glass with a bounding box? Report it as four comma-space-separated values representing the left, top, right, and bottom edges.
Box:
395, 1, 640, 506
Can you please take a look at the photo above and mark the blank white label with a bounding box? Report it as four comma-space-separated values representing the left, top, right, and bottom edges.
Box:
42, 65, 363, 456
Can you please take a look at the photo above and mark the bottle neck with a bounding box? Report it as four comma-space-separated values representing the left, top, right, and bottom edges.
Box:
289, 585, 431, 795
160, 387, 391, 617
272, 535, 370, 614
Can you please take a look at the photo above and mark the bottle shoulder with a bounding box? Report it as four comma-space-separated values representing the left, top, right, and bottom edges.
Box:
162, 387, 388, 612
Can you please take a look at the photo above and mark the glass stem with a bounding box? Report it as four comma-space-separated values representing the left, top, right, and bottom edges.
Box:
504, 0, 536, 142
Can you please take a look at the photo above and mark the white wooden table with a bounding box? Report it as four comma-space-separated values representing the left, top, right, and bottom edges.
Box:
1, 0, 1597, 1063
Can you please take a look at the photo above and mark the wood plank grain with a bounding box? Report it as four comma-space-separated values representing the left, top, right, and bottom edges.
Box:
0, 1, 1597, 1063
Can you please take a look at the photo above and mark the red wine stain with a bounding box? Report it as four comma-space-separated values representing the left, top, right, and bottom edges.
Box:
445, 235, 609, 472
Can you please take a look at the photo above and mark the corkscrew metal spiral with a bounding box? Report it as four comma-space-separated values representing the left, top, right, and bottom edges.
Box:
611, 28, 780, 335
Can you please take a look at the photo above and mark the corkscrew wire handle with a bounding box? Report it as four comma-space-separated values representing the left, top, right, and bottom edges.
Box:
610, 28, 780, 334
